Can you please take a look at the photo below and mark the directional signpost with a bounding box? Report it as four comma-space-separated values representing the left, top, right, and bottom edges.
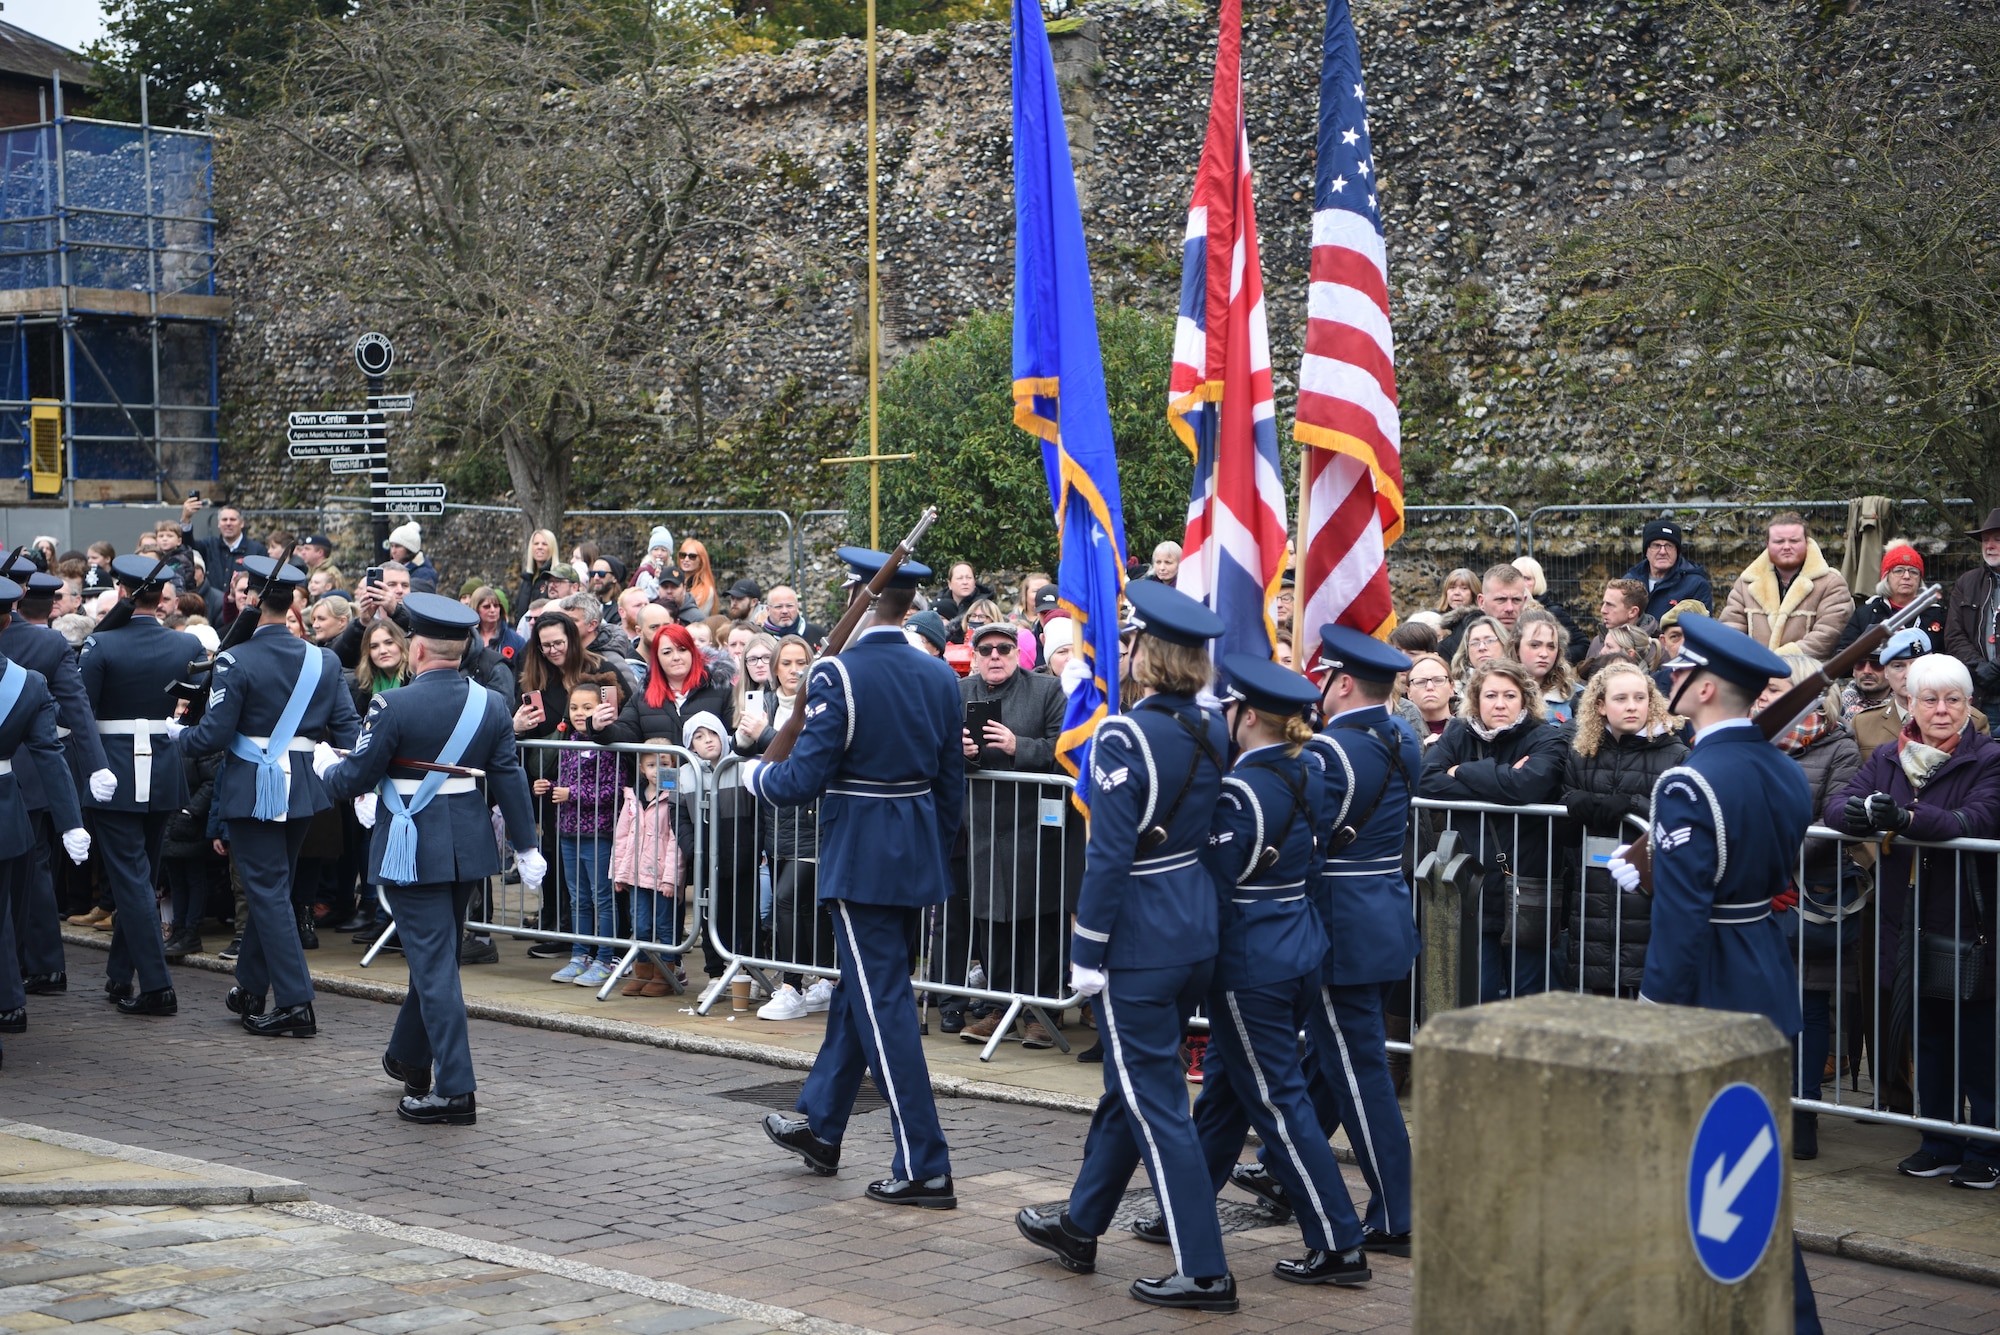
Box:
284, 334, 450, 547
1686, 1082, 1782, 1285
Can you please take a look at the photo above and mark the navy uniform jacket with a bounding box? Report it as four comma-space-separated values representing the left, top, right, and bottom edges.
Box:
0, 660, 82, 857
1639, 720, 1808, 1037
1, 612, 105, 811
79, 616, 204, 813
179, 624, 361, 820
1203, 742, 1331, 989
744, 626, 964, 907
1305, 704, 1424, 986
1072, 693, 1227, 972
323, 668, 538, 884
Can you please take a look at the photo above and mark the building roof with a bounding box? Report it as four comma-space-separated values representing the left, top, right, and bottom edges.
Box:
0, 20, 98, 89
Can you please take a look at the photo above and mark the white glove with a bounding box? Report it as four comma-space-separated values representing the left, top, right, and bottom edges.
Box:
312, 741, 341, 779
61, 827, 91, 865
1608, 844, 1640, 894
740, 758, 765, 792
354, 793, 378, 829
163, 719, 186, 739
1069, 961, 1107, 998
516, 848, 548, 891
87, 768, 116, 803
1060, 658, 1090, 697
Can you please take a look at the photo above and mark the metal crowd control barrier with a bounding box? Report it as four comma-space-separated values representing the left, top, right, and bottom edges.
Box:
360, 739, 705, 1003
1408, 794, 2000, 1145
699, 755, 1087, 1061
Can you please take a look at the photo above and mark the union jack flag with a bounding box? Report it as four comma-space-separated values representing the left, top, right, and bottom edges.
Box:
1170, 0, 1287, 665
1294, 0, 1403, 660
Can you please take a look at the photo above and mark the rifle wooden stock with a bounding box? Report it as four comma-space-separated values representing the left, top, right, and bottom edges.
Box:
761, 508, 937, 765
1628, 584, 1944, 890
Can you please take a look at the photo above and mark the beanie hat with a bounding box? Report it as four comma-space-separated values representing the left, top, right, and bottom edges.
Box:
1641, 518, 1684, 553
646, 525, 674, 554
1880, 541, 1923, 577
382, 521, 422, 553
903, 609, 948, 653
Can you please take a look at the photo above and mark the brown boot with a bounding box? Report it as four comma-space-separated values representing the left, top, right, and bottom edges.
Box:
67, 906, 111, 927
621, 960, 657, 997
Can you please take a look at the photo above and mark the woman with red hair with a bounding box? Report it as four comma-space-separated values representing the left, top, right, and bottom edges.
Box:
677, 539, 718, 618
611, 622, 733, 743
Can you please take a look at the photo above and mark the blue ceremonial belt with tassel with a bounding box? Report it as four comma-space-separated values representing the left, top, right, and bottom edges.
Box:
226, 647, 322, 820
375, 684, 487, 884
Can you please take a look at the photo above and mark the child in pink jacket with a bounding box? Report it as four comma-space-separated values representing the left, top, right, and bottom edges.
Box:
613, 738, 685, 996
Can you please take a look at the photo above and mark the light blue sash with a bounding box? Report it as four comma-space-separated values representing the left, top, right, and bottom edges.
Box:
227, 643, 323, 820
375, 682, 487, 885
0, 661, 27, 736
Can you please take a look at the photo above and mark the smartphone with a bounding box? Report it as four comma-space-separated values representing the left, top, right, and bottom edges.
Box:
187, 490, 200, 502
365, 565, 383, 587
964, 701, 1003, 767
525, 688, 543, 718
599, 685, 613, 704
744, 689, 768, 720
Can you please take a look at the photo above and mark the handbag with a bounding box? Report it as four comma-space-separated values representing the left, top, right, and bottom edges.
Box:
1496, 852, 1553, 950
1916, 880, 1987, 1002
1799, 859, 1871, 961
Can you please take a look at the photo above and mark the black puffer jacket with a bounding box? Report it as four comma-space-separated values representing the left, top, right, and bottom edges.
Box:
165, 750, 224, 860
1420, 713, 1572, 930
1561, 728, 1688, 994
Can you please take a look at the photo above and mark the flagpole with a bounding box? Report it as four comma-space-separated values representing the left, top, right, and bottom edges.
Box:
865, 0, 880, 549
1291, 446, 1310, 655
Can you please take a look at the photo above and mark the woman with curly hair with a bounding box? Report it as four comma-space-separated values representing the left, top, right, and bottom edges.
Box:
1560, 661, 1686, 996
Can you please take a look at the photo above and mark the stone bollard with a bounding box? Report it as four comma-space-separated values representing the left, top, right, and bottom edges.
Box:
1413, 992, 1793, 1334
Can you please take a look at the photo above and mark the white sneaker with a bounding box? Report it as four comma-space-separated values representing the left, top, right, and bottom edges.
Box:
697, 978, 726, 1009
757, 984, 808, 1020
750, 978, 772, 1001
802, 979, 834, 1013
967, 963, 987, 990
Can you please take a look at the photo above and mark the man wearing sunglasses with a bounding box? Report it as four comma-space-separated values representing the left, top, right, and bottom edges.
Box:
955, 620, 1067, 1048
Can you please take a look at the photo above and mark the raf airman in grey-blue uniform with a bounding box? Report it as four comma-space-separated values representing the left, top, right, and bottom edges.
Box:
319, 592, 543, 1126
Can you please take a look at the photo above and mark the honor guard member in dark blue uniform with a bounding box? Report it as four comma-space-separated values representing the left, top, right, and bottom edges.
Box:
1610, 613, 1823, 1334
0, 557, 110, 999
1015, 581, 1239, 1313
1126, 654, 1372, 1287
79, 556, 203, 1017
749, 548, 966, 1208
0, 575, 91, 1050
176, 555, 360, 1037
1266, 624, 1423, 1256
316, 593, 545, 1126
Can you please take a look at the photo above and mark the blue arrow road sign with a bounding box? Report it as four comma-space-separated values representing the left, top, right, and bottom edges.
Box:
1687, 1082, 1782, 1283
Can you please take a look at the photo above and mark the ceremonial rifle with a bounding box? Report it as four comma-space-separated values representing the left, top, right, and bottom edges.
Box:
1629, 584, 1944, 891
761, 508, 937, 765
171, 542, 302, 722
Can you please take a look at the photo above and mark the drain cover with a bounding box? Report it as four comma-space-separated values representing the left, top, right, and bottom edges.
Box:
717, 1077, 888, 1116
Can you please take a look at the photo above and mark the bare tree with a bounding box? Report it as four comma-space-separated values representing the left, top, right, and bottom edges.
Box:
225, 0, 720, 533
1558, 3, 2000, 512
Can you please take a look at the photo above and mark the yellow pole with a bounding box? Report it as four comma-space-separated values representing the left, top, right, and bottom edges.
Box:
865, 0, 880, 550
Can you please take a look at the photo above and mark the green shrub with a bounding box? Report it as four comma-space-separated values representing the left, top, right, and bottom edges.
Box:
848, 306, 1193, 575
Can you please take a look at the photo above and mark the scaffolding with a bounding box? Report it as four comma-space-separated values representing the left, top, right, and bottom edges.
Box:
0, 75, 224, 502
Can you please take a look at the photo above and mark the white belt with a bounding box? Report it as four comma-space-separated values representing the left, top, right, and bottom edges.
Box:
54, 726, 68, 738
390, 776, 477, 795
98, 719, 175, 804
0, 759, 13, 776
1232, 894, 1306, 904
244, 735, 319, 752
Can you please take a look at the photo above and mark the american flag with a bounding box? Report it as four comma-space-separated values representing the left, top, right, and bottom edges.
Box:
1169, 0, 1288, 664
1294, 0, 1403, 658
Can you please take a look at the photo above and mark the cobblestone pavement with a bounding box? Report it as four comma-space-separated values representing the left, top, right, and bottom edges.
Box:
6, 966, 1999, 1334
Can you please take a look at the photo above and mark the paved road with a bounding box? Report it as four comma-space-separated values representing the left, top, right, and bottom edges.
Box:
6, 967, 1995, 1334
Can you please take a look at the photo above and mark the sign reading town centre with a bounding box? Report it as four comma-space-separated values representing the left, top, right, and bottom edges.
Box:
1686, 1082, 1782, 1285
286, 409, 386, 459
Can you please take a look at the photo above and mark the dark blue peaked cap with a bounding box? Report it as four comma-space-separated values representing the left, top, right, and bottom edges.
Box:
1661, 613, 1792, 692
1318, 624, 1411, 683
1221, 653, 1320, 715
836, 546, 930, 589
1124, 580, 1224, 647
110, 554, 173, 590
403, 592, 478, 641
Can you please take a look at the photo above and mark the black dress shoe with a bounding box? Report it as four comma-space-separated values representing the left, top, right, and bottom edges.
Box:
332, 912, 375, 934
1360, 1226, 1411, 1257
242, 1002, 316, 1037
1231, 1160, 1293, 1219
398, 1091, 476, 1125
162, 930, 203, 960
298, 919, 319, 950
1129, 1213, 1169, 1245
105, 979, 130, 1004
1076, 1039, 1104, 1063
383, 1053, 433, 1097
762, 1113, 839, 1176
866, 1175, 955, 1210
938, 1004, 965, 1035
1015, 1206, 1097, 1273
224, 987, 266, 1017
1129, 1272, 1238, 1313
1275, 1246, 1371, 1286
0, 1007, 23, 1033
22, 972, 65, 994
116, 987, 178, 1017
351, 922, 389, 945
